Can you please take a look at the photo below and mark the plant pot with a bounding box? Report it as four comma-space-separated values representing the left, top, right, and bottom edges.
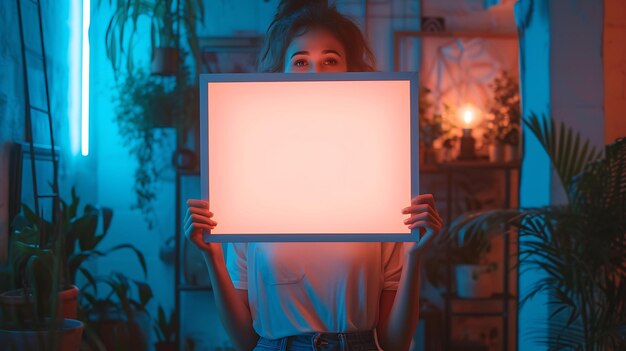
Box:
0, 285, 79, 322
421, 146, 438, 165
440, 147, 455, 163
504, 144, 519, 162
95, 320, 147, 351
172, 148, 198, 171
455, 264, 493, 298
488, 144, 505, 163
151, 47, 179, 76
0, 318, 83, 351
90, 309, 150, 351
59, 285, 79, 319
155, 341, 177, 351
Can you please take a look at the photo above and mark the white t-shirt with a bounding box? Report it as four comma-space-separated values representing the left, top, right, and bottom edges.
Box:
226, 242, 405, 339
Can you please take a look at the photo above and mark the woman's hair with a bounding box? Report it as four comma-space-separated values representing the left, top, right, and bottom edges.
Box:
258, 0, 376, 72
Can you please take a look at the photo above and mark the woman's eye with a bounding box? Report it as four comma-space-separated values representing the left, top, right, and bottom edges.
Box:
324, 58, 338, 65
294, 59, 308, 67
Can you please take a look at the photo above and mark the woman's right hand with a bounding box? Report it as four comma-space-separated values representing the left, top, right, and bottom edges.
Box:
185, 199, 218, 251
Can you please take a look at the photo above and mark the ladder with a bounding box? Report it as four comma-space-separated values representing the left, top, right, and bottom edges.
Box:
15, 0, 60, 245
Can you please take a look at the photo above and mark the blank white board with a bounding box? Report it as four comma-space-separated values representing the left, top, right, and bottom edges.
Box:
200, 72, 419, 242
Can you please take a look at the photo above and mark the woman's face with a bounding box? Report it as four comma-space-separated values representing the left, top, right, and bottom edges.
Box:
284, 27, 348, 73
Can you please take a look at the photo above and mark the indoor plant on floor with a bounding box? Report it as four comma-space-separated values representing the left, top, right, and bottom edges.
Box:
1, 188, 149, 350
0, 205, 83, 350
424, 225, 498, 298
153, 304, 178, 351
80, 272, 154, 351
449, 114, 625, 350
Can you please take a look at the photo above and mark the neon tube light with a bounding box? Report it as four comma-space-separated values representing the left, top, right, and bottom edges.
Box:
81, 0, 90, 156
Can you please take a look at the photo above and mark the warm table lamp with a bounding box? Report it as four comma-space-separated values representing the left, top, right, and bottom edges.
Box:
458, 104, 481, 160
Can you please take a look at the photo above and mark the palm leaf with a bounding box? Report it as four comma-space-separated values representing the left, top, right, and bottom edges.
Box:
524, 114, 602, 199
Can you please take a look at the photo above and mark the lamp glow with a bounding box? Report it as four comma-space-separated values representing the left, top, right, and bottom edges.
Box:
458, 103, 479, 160
462, 109, 474, 126
81, 0, 90, 156
458, 104, 481, 128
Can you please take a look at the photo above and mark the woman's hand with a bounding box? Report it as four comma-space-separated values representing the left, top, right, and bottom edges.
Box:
185, 199, 218, 252
401, 194, 443, 257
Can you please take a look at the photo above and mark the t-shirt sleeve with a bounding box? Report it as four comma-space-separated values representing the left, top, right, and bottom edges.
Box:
381, 242, 404, 290
225, 243, 248, 290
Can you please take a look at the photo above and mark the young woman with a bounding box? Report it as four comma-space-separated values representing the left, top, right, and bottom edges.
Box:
185, 1, 443, 350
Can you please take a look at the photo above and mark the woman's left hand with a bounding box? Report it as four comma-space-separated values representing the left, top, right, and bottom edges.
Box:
401, 194, 443, 257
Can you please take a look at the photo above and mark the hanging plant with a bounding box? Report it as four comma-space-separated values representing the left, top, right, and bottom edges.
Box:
113, 62, 198, 229
99, 0, 204, 76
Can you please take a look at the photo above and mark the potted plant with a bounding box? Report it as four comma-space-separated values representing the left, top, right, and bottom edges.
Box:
453, 238, 498, 298
424, 226, 498, 298
2, 188, 147, 315
100, 0, 204, 76
100, 0, 204, 228
80, 272, 153, 351
113, 63, 199, 229
449, 114, 625, 349
0, 206, 84, 350
2, 207, 76, 321
56, 190, 149, 350
483, 71, 521, 162
153, 304, 178, 351
1, 188, 150, 350
419, 87, 454, 164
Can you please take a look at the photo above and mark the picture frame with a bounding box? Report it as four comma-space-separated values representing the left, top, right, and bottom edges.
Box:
9, 142, 60, 231
199, 72, 420, 242
199, 36, 263, 74
394, 31, 519, 116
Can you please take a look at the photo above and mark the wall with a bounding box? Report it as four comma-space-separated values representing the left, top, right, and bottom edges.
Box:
0, 0, 96, 263
89, 0, 176, 347
515, 0, 605, 350
604, 0, 626, 144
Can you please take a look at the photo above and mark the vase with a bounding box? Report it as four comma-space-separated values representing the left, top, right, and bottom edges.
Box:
504, 144, 519, 162
151, 47, 179, 76
91, 309, 151, 351
488, 144, 505, 163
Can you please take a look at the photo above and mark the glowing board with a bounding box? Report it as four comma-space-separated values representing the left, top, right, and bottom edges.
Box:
200, 72, 419, 242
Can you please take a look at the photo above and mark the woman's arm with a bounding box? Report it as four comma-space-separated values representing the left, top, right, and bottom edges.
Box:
377, 194, 442, 351
201, 245, 259, 351
376, 256, 421, 351
186, 200, 259, 351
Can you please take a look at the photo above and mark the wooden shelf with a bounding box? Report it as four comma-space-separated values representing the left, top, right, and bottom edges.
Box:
421, 160, 521, 173
177, 284, 212, 292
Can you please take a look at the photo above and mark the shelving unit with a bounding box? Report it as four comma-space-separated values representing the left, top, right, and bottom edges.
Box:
421, 160, 520, 351
174, 171, 236, 351
175, 171, 200, 349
